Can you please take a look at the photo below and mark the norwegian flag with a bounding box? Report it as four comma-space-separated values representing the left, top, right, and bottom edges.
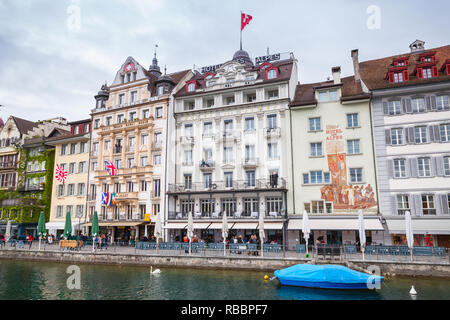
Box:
55, 164, 68, 184
241, 12, 253, 31
105, 160, 117, 176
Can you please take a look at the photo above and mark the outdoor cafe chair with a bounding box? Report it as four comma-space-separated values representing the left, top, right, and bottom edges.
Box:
365, 245, 376, 255
344, 245, 357, 254
212, 211, 220, 219
269, 211, 279, 218
296, 244, 306, 253
250, 212, 258, 218
234, 211, 242, 218
413, 246, 433, 256
433, 247, 446, 256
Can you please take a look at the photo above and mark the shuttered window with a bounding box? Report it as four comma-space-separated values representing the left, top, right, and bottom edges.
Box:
421, 195, 436, 215
391, 128, 404, 145
440, 124, 450, 142
417, 158, 431, 177
393, 159, 407, 178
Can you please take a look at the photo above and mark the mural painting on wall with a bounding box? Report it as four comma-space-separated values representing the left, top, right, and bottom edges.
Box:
320, 125, 377, 210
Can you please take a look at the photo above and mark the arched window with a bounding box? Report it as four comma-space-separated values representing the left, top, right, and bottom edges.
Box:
187, 83, 195, 92
267, 69, 278, 80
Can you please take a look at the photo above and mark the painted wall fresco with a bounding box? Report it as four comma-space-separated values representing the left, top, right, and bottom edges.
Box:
320, 125, 377, 210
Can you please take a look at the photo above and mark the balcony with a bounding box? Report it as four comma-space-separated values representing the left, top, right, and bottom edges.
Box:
220, 131, 241, 142
152, 141, 163, 150
167, 211, 284, 220
98, 117, 154, 134
22, 184, 45, 192
127, 145, 136, 153
243, 158, 259, 169
264, 127, 281, 138
180, 136, 195, 146
167, 178, 286, 194
0, 161, 18, 170
114, 192, 139, 201
199, 160, 215, 171
114, 146, 123, 154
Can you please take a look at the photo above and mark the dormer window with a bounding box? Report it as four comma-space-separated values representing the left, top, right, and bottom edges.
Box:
388, 67, 409, 83
393, 57, 409, 67
266, 68, 278, 80
440, 59, 450, 76
393, 72, 404, 83
158, 86, 164, 95
186, 80, 196, 92
204, 72, 215, 80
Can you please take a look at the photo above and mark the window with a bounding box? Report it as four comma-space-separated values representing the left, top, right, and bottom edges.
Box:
61, 144, 68, 156
129, 91, 137, 103
268, 90, 279, 99
80, 142, 87, 153
203, 148, 212, 161
303, 173, 309, 184
436, 96, 449, 111
154, 132, 162, 144
156, 107, 163, 118
126, 181, 134, 193
57, 185, 65, 197
445, 157, 450, 176
69, 163, 76, 174
310, 171, 323, 184
117, 114, 124, 123
268, 143, 278, 160
203, 122, 213, 136
267, 69, 277, 80
153, 179, 161, 197
185, 124, 193, 137
318, 89, 338, 102
422, 68, 433, 79
104, 140, 110, 150
393, 72, 404, 83
141, 156, 148, 167
391, 128, 404, 145
94, 119, 100, 129
245, 145, 255, 162
224, 172, 233, 188
56, 206, 64, 218
206, 99, 214, 108
204, 173, 212, 188
397, 195, 409, 215
224, 120, 233, 133
119, 94, 125, 105
224, 147, 233, 163
128, 136, 135, 151
74, 126, 79, 134
128, 158, 135, 168
267, 114, 277, 129
68, 184, 75, 196
185, 101, 195, 110
414, 126, 427, 144
92, 162, 97, 171
246, 171, 255, 187
440, 124, 450, 142
140, 180, 147, 192
115, 159, 121, 169
347, 140, 360, 155
309, 118, 321, 131
78, 183, 85, 196
417, 158, 431, 177
393, 159, 407, 178
141, 134, 148, 145
245, 117, 255, 131
349, 168, 363, 183
187, 83, 195, 92
347, 113, 359, 128
388, 101, 401, 115
184, 174, 192, 189
412, 98, 425, 113
154, 155, 161, 165
311, 201, 325, 214
422, 195, 436, 215
310, 143, 322, 157
226, 96, 235, 105
142, 109, 150, 119
129, 111, 137, 121
266, 197, 282, 215
222, 198, 237, 216
243, 198, 258, 215
184, 150, 193, 165
105, 116, 112, 126
246, 93, 256, 103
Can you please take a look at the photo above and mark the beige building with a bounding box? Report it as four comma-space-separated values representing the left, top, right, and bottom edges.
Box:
47, 119, 91, 237
88, 55, 191, 242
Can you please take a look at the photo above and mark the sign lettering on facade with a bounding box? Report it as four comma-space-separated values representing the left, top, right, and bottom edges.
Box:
200, 64, 223, 74
255, 53, 281, 64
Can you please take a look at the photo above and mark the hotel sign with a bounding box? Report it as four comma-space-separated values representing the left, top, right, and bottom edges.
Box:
201, 64, 223, 74
255, 53, 281, 64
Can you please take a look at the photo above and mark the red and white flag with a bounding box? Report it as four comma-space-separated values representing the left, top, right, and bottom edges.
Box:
241, 12, 252, 31
55, 164, 68, 184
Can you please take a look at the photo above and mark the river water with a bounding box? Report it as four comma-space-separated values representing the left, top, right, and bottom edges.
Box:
0, 260, 449, 300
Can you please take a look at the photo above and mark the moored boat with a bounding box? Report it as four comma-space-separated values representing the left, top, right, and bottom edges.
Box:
274, 264, 383, 290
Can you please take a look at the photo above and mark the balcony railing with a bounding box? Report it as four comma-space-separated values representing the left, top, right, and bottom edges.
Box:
0, 161, 18, 169
167, 178, 286, 193
243, 158, 259, 168
168, 211, 284, 220
220, 131, 241, 142
180, 136, 195, 145
199, 160, 215, 170
264, 127, 281, 138
152, 141, 162, 150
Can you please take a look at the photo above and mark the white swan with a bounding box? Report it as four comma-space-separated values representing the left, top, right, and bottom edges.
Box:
150, 266, 161, 274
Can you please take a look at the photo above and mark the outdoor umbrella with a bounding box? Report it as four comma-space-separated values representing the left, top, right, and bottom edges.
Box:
92, 211, 99, 252
154, 211, 163, 251
63, 212, 72, 239
5, 220, 11, 243
221, 212, 228, 256
358, 209, 366, 260
405, 210, 414, 261
259, 212, 265, 257
187, 211, 194, 254
302, 210, 311, 254
37, 211, 46, 251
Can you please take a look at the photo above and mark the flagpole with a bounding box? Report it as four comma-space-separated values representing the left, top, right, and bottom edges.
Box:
240, 11, 242, 50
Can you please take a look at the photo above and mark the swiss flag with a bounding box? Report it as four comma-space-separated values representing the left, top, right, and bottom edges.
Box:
241, 13, 253, 31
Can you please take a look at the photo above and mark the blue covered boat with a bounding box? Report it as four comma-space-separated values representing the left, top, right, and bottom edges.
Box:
274, 264, 383, 290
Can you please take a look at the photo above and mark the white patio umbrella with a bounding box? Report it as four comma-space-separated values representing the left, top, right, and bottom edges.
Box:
154, 211, 163, 251
302, 210, 311, 254
358, 209, 366, 260
187, 211, 194, 254
405, 211, 414, 261
258, 213, 265, 257
5, 220, 11, 243
222, 212, 228, 256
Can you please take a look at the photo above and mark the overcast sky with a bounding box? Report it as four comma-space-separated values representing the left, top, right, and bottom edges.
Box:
0, 0, 449, 123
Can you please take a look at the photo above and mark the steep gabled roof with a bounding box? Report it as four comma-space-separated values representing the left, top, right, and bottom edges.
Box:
11, 116, 37, 135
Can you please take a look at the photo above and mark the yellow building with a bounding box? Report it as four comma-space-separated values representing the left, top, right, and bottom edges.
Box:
46, 119, 91, 238
88, 55, 191, 242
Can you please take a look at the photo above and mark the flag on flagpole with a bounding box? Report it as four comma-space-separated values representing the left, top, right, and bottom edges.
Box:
241, 12, 253, 31
101, 192, 116, 206
105, 160, 117, 176
55, 164, 68, 184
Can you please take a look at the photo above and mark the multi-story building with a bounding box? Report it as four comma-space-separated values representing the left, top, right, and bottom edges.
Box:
88, 54, 191, 242
166, 49, 298, 244
286, 67, 383, 249
46, 119, 91, 238
357, 40, 450, 248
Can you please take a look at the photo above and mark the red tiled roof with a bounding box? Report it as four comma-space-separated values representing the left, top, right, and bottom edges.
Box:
359, 45, 450, 90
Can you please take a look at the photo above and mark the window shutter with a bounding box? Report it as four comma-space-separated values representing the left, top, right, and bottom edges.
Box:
430, 96, 437, 110
441, 194, 449, 214
385, 129, 391, 145
405, 98, 412, 113
413, 194, 422, 216
436, 156, 445, 176
388, 159, 394, 179
428, 126, 435, 142
408, 127, 415, 144
417, 68, 423, 79
425, 96, 432, 111
431, 66, 438, 77
388, 72, 394, 83
403, 70, 409, 81
434, 124, 441, 142
383, 102, 389, 115
447, 64, 450, 76
401, 99, 407, 113
392, 195, 398, 215
431, 157, 437, 177
409, 158, 418, 178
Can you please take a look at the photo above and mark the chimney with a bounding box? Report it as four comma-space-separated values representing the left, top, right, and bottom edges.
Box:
351, 49, 361, 82
332, 66, 341, 84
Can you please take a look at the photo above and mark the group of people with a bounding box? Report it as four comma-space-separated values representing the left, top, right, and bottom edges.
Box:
0, 232, 35, 249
